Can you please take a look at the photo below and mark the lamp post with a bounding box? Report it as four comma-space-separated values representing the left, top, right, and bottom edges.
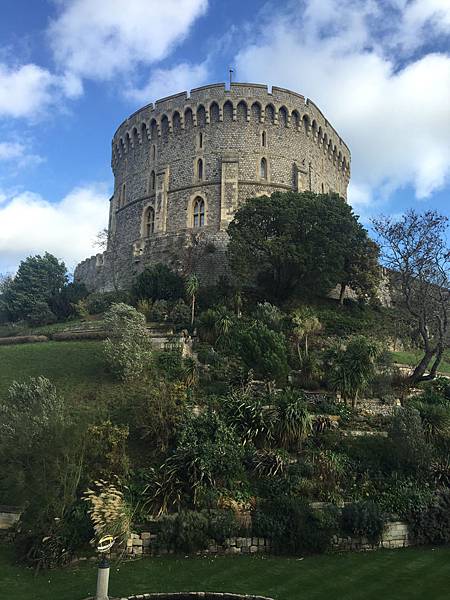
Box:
96, 535, 115, 600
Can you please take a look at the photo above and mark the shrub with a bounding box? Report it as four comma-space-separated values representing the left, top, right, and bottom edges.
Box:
341, 501, 384, 544
153, 347, 185, 381
376, 476, 433, 519
132, 263, 184, 302
158, 511, 209, 553
205, 509, 240, 543
170, 299, 191, 325
150, 299, 170, 322
48, 282, 89, 320
86, 290, 130, 315
272, 390, 313, 451
27, 301, 57, 326
229, 321, 289, 382
252, 496, 338, 554
409, 492, 450, 546
253, 302, 285, 331
103, 303, 152, 381
388, 407, 430, 474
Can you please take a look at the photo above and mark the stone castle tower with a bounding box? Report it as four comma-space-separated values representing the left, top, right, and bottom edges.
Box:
74, 83, 350, 290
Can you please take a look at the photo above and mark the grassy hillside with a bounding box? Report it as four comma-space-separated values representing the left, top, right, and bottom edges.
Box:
0, 340, 112, 401
391, 349, 450, 375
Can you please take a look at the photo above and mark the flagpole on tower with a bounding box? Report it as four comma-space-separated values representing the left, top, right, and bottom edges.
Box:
229, 67, 234, 87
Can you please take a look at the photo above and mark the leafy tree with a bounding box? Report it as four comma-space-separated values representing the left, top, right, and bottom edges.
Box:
327, 335, 382, 406
185, 273, 199, 326
103, 303, 152, 381
373, 210, 450, 383
132, 263, 184, 302
228, 191, 380, 301
1, 253, 67, 322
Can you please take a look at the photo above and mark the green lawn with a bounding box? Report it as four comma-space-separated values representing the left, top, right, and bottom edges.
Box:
0, 340, 112, 401
391, 350, 450, 375
1, 544, 450, 600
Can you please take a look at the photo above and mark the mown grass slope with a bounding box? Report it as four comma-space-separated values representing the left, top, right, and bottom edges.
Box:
1, 544, 450, 600
0, 340, 111, 401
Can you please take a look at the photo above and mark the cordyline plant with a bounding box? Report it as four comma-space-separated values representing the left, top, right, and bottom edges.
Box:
83, 479, 133, 550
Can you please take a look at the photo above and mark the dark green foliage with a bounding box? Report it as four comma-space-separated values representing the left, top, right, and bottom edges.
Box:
1, 253, 67, 323
170, 299, 191, 325
229, 321, 289, 382
341, 501, 384, 544
409, 492, 450, 546
221, 389, 269, 446
85, 290, 130, 314
153, 347, 185, 381
158, 511, 209, 553
376, 476, 433, 519
48, 282, 89, 320
388, 408, 430, 474
252, 496, 338, 554
228, 191, 380, 301
157, 509, 240, 552
132, 263, 184, 302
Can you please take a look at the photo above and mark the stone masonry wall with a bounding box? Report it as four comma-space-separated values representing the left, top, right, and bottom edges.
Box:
75, 83, 351, 291
332, 521, 411, 552
126, 532, 271, 557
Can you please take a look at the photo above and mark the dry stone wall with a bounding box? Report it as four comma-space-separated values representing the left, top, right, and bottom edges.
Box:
75, 83, 350, 291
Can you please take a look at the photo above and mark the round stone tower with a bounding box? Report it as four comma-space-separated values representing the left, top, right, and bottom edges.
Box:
75, 83, 351, 291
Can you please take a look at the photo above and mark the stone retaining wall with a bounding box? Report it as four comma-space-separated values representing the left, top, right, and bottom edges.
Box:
124, 594, 275, 600
126, 533, 270, 557
332, 521, 410, 552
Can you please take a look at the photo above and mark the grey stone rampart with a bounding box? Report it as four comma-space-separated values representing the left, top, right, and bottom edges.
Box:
76, 82, 351, 291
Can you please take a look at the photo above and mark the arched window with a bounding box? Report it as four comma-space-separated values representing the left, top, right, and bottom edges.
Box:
150, 170, 156, 192
210, 102, 220, 123
193, 197, 205, 227
197, 105, 206, 127
279, 106, 288, 127
145, 207, 155, 236
260, 157, 267, 180
121, 183, 126, 206
197, 158, 203, 181
172, 111, 181, 133
152, 144, 156, 160
199, 132, 203, 149
223, 100, 233, 122
261, 131, 267, 147
237, 100, 247, 122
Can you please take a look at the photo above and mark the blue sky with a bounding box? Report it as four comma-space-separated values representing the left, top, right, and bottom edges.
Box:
0, 0, 449, 274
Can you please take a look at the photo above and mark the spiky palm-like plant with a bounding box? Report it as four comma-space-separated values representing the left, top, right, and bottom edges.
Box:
185, 274, 199, 327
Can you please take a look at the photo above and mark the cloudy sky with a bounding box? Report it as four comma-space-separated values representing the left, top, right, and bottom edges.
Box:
0, 0, 449, 274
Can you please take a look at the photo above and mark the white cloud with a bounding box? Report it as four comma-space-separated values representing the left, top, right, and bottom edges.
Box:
0, 63, 59, 119
0, 184, 109, 273
126, 62, 209, 104
234, 0, 450, 206
48, 0, 208, 81
0, 142, 44, 170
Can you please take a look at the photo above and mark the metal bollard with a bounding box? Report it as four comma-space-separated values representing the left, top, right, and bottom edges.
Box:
96, 555, 110, 600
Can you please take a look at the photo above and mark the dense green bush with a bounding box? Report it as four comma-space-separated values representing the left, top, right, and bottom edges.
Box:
252, 496, 338, 554
229, 321, 289, 382
48, 282, 89, 320
409, 492, 450, 546
170, 299, 191, 325
132, 264, 184, 302
85, 290, 130, 315
103, 303, 152, 381
158, 511, 209, 552
341, 501, 384, 544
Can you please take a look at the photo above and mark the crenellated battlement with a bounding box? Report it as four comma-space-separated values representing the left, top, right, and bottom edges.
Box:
111, 83, 350, 178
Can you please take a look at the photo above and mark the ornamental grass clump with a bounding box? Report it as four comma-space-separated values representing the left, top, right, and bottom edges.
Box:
83, 479, 133, 548
103, 303, 152, 382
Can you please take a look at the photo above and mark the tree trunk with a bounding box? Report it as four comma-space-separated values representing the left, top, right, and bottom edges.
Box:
408, 349, 436, 384
339, 283, 346, 305
421, 346, 444, 381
